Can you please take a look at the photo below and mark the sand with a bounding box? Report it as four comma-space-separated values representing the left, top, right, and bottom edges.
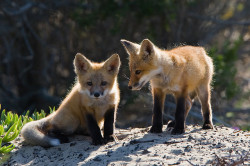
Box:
2, 125, 249, 166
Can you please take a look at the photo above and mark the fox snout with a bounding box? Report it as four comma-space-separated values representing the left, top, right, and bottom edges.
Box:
90, 91, 104, 99
94, 92, 100, 98
128, 81, 142, 90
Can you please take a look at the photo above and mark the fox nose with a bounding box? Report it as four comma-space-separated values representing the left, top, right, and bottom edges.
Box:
94, 92, 100, 98
128, 86, 132, 90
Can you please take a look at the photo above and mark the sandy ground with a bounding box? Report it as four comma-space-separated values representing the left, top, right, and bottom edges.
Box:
2, 125, 249, 166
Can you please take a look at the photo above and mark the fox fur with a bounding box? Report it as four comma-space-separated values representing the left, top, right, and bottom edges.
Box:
121, 39, 214, 134
21, 53, 121, 147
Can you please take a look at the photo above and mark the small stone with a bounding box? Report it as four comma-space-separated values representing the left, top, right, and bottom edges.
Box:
188, 135, 195, 141
184, 145, 192, 152
70, 142, 76, 146
136, 158, 141, 162
142, 149, 150, 154
93, 157, 102, 161
107, 150, 112, 157
78, 154, 83, 158
172, 149, 183, 155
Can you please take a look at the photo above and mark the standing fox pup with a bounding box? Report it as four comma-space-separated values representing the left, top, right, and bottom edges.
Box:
21, 53, 121, 147
121, 39, 214, 134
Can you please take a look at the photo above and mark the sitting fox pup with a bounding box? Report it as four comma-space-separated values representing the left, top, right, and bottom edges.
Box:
21, 53, 121, 147
121, 39, 214, 134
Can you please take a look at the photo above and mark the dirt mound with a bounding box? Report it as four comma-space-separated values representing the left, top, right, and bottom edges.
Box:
3, 125, 249, 165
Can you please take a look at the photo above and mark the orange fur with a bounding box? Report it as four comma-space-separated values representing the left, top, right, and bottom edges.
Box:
121, 39, 214, 133
21, 53, 120, 147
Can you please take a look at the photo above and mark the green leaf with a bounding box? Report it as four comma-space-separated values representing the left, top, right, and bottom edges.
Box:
1, 109, 6, 121
3, 122, 17, 142
4, 129, 19, 142
0, 137, 2, 147
25, 110, 30, 116
17, 117, 22, 129
0, 125, 4, 136
0, 144, 15, 153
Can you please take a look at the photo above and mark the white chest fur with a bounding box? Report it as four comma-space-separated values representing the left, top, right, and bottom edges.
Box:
151, 73, 180, 92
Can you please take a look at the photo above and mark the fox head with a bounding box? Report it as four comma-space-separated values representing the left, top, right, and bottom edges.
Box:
74, 53, 120, 99
121, 39, 160, 90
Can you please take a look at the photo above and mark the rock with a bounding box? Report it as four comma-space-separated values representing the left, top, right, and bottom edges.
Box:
142, 149, 150, 154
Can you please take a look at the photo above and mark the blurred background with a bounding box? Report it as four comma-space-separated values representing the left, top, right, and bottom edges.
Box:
0, 0, 249, 130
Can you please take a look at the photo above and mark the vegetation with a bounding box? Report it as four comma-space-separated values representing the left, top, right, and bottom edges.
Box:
0, 105, 55, 153
209, 38, 242, 99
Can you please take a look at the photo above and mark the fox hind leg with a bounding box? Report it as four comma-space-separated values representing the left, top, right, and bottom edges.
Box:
197, 84, 213, 129
167, 92, 196, 129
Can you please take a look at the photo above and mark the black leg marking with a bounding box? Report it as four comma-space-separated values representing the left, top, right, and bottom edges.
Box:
168, 96, 193, 130
171, 97, 186, 135
104, 108, 116, 143
86, 114, 104, 145
202, 111, 213, 129
150, 89, 165, 133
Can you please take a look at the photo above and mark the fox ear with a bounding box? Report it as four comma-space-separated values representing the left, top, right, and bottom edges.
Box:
104, 53, 121, 74
140, 39, 155, 60
74, 53, 91, 74
120, 39, 140, 55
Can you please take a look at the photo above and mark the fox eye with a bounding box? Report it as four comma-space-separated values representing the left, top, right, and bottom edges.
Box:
87, 81, 93, 86
101, 81, 107, 86
135, 70, 141, 75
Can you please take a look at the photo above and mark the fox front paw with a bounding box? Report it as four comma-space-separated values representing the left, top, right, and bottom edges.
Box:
92, 137, 104, 145
104, 135, 115, 144
202, 123, 214, 129
171, 128, 185, 135
149, 125, 162, 133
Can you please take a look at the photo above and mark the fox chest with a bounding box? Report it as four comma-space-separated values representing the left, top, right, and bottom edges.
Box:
151, 74, 180, 92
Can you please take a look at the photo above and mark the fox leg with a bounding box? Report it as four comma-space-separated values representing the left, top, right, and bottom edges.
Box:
171, 96, 187, 134
183, 92, 197, 120
86, 114, 104, 145
167, 92, 196, 128
150, 88, 166, 133
104, 107, 116, 143
167, 97, 191, 128
197, 84, 213, 129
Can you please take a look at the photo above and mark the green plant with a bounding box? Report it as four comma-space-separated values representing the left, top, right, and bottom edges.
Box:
209, 38, 242, 99
0, 105, 55, 153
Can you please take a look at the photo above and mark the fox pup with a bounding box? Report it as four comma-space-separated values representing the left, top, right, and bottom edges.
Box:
121, 39, 214, 134
21, 53, 121, 147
